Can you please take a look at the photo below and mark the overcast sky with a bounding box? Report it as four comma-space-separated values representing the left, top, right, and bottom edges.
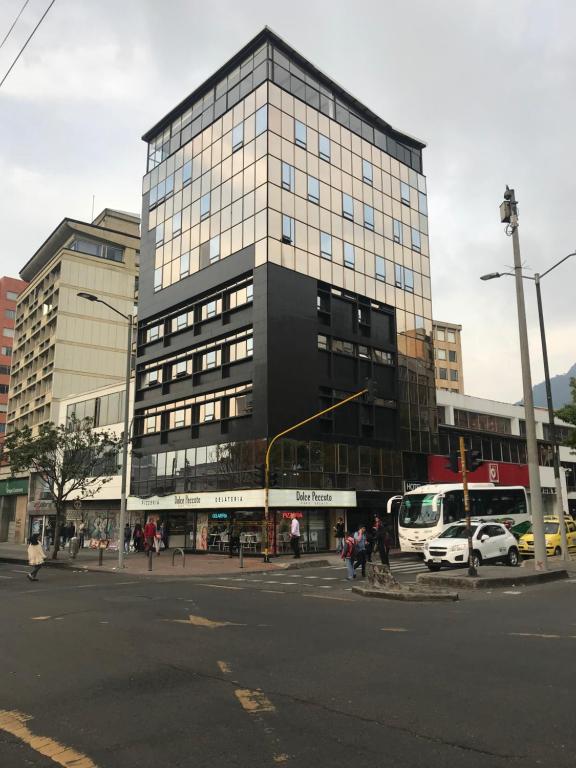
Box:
1, 0, 574, 403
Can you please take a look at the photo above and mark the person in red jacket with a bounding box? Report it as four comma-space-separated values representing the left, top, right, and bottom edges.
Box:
143, 517, 157, 553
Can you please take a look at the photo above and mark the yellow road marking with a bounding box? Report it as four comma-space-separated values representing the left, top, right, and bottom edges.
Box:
217, 660, 232, 674
509, 632, 576, 640
0, 709, 98, 767
165, 614, 245, 629
235, 688, 275, 714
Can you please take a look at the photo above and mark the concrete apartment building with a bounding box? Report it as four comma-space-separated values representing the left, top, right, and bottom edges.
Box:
130, 28, 436, 551
433, 320, 463, 393
0, 276, 27, 439
8, 209, 140, 434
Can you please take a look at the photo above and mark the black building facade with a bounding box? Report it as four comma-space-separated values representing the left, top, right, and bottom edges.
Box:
130, 29, 437, 552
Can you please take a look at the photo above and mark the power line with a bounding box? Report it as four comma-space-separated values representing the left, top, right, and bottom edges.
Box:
0, 0, 56, 91
0, 0, 31, 51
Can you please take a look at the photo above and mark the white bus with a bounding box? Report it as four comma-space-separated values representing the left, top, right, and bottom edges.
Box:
393, 483, 530, 554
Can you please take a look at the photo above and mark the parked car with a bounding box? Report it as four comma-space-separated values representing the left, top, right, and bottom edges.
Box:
422, 520, 520, 571
518, 516, 576, 557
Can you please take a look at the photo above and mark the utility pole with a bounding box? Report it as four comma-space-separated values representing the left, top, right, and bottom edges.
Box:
534, 274, 569, 559
500, 187, 547, 570
458, 438, 476, 577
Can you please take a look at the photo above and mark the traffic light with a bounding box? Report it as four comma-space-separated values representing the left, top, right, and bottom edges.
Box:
364, 377, 377, 403
445, 452, 459, 473
254, 464, 265, 486
466, 450, 483, 473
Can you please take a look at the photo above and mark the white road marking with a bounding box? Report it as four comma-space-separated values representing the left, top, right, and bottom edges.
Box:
381, 627, 408, 632
503, 590, 522, 595
509, 632, 576, 640
196, 583, 244, 590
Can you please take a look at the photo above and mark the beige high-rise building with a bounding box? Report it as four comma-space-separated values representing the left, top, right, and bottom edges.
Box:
433, 320, 464, 393
7, 209, 140, 433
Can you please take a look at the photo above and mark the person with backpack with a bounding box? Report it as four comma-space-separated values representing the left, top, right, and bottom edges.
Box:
27, 533, 45, 581
341, 531, 356, 580
353, 526, 368, 577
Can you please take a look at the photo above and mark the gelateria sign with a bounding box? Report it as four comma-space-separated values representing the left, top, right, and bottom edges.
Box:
127, 489, 356, 511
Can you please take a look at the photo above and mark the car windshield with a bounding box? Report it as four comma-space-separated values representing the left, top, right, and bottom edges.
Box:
543, 523, 559, 535
438, 524, 478, 539
399, 494, 439, 528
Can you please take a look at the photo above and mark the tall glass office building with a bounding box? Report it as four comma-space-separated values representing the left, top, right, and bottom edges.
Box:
130, 28, 437, 553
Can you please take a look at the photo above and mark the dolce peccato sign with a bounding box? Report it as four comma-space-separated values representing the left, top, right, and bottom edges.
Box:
128, 489, 356, 511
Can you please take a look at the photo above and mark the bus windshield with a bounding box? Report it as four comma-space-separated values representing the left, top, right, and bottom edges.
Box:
399, 494, 439, 528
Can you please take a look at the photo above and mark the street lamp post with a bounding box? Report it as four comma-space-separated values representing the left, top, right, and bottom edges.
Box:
491, 188, 547, 570
481, 249, 575, 561
78, 292, 133, 569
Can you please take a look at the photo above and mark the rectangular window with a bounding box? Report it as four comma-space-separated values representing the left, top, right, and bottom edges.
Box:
232, 122, 244, 151
172, 211, 182, 235
154, 268, 162, 292
363, 204, 374, 230
205, 350, 217, 369
308, 175, 320, 204
317, 334, 329, 351
362, 159, 373, 184
436, 348, 446, 360
200, 193, 210, 220
202, 401, 215, 422
436, 328, 445, 341
282, 162, 295, 191
342, 193, 354, 220
180, 252, 190, 278
447, 330, 456, 343
449, 350, 457, 362
439, 368, 448, 380
319, 134, 330, 161
4, 309, 15, 320
295, 120, 307, 148
375, 255, 385, 281
411, 228, 421, 251
393, 218, 402, 244
155, 222, 164, 245
175, 313, 188, 331
450, 369, 459, 382
182, 160, 192, 185
400, 181, 410, 205
282, 215, 295, 245
205, 300, 218, 319
404, 268, 414, 293
344, 242, 355, 269
6, 291, 18, 301
1, 347, 12, 356
320, 231, 332, 260
418, 191, 428, 215
255, 105, 267, 136
373, 349, 393, 365
165, 175, 174, 196
209, 235, 220, 263
174, 360, 188, 377
395, 264, 403, 289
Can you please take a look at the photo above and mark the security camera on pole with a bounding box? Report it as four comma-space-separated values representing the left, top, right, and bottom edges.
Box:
499, 187, 548, 571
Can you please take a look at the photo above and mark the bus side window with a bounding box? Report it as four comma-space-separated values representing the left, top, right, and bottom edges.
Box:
470, 491, 485, 518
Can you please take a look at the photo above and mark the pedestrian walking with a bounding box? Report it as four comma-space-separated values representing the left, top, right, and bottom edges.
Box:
161, 520, 169, 551
374, 517, 390, 566
290, 513, 301, 559
123, 523, 131, 554
333, 517, 345, 553
133, 523, 143, 552
143, 517, 157, 553
341, 531, 356, 580
27, 534, 45, 581
154, 521, 162, 555
78, 522, 86, 549
353, 526, 367, 577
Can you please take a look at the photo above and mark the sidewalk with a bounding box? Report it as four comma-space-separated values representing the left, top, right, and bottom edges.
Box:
0, 542, 337, 577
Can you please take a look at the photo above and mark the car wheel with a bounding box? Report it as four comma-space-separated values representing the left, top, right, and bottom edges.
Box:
426, 562, 441, 572
554, 546, 562, 557
472, 551, 482, 569
507, 547, 519, 567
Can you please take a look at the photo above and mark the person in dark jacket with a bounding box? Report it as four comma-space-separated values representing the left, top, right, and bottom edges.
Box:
333, 517, 345, 553
374, 517, 390, 566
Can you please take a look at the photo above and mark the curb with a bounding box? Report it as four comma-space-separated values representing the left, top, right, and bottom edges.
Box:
352, 585, 459, 602
416, 569, 569, 590
279, 559, 331, 571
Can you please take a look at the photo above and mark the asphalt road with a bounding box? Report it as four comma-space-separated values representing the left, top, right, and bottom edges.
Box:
1, 558, 575, 768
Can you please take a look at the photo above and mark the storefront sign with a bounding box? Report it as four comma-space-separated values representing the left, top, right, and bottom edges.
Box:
0, 477, 28, 496
403, 480, 425, 492
27, 499, 56, 515
128, 488, 357, 511
210, 512, 229, 520
281, 511, 303, 519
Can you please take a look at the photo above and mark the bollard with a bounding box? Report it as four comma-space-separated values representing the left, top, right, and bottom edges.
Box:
148, 550, 153, 571
98, 547, 103, 567
239, 543, 244, 569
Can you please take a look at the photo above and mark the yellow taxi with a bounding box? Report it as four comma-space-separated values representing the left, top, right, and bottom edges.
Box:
519, 516, 576, 557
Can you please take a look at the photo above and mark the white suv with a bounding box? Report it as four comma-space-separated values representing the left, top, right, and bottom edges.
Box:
423, 520, 520, 571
